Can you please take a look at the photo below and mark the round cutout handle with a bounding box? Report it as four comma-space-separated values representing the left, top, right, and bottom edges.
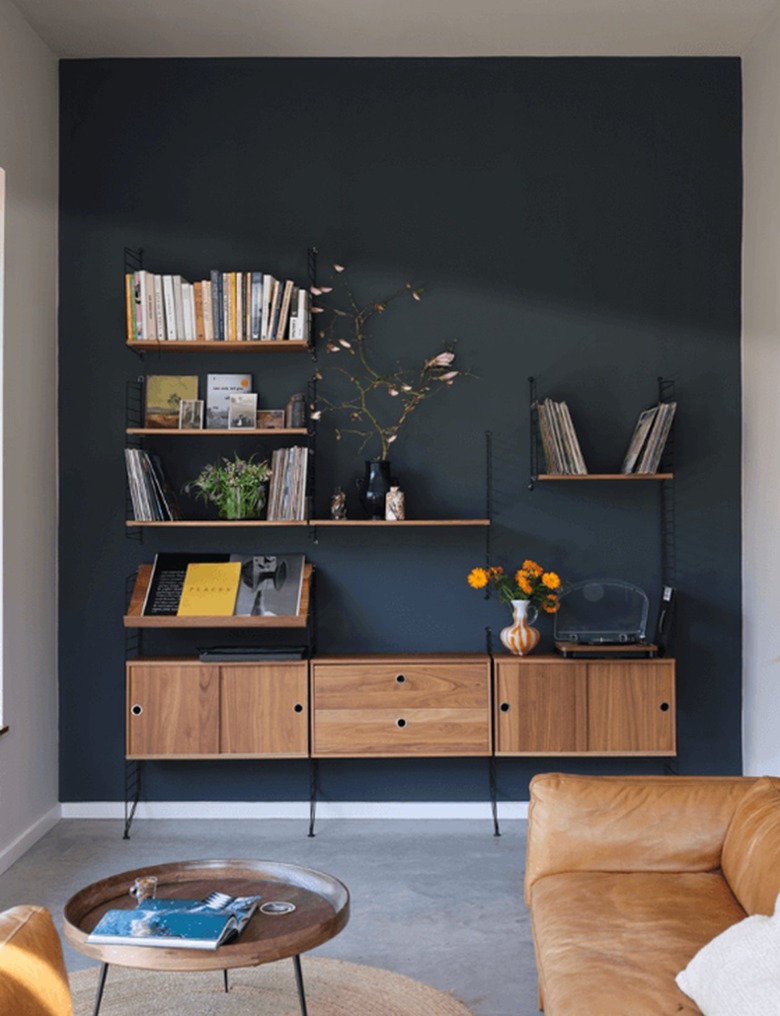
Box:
659, 702, 670, 712
395, 674, 406, 684
293, 703, 304, 713
396, 718, 407, 729
500, 702, 511, 712
130, 704, 143, 717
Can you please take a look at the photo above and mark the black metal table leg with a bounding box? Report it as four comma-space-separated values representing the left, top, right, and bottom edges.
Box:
92, 962, 109, 1016
292, 954, 308, 1016
223, 968, 230, 992
308, 758, 318, 837
488, 756, 501, 836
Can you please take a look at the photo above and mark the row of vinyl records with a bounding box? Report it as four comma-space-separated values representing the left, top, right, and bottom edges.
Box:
124, 446, 309, 522
536, 398, 677, 475
125, 269, 311, 343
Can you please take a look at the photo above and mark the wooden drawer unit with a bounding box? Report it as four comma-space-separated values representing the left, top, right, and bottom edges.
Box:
126, 660, 308, 759
311, 654, 492, 757
495, 655, 675, 757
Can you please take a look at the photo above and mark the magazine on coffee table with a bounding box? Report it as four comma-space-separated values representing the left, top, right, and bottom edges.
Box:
87, 891, 262, 950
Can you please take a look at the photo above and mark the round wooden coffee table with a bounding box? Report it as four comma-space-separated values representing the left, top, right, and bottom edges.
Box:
63, 859, 350, 1016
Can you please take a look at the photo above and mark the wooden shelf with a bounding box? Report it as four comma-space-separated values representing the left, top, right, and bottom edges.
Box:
126, 520, 308, 528
312, 519, 491, 527
537, 473, 673, 481
126, 340, 310, 353
124, 563, 313, 628
126, 428, 308, 437
127, 518, 489, 528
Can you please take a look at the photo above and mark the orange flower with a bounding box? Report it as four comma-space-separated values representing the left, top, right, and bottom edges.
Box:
542, 571, 561, 590
516, 571, 533, 595
522, 560, 543, 576
542, 600, 561, 613
489, 566, 504, 578
468, 567, 489, 589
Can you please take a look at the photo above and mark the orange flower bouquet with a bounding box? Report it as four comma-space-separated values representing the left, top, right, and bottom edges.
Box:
467, 560, 563, 614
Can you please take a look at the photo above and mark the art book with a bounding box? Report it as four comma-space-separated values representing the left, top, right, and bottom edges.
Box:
177, 561, 242, 616
142, 553, 230, 616
144, 375, 199, 429
230, 554, 305, 618
206, 373, 253, 429
86, 891, 262, 951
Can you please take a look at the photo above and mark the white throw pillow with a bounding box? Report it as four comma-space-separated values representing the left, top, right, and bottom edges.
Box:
676, 892, 780, 1016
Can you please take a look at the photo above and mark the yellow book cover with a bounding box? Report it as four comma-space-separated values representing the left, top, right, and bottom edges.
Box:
177, 562, 242, 616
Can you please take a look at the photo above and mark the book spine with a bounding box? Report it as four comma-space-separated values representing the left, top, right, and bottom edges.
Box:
153, 275, 165, 341
194, 281, 205, 342
276, 279, 294, 341
222, 272, 231, 341
235, 272, 243, 340
125, 273, 137, 341
202, 280, 213, 341
209, 270, 223, 340
132, 272, 144, 340
250, 273, 263, 340
268, 279, 282, 340
173, 276, 186, 340
162, 276, 177, 340
260, 274, 277, 340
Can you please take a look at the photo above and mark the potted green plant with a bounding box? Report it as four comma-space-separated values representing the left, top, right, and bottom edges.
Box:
185, 454, 271, 520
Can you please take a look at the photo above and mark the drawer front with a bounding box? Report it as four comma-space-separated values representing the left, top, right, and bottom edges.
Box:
312, 708, 491, 756
312, 663, 490, 709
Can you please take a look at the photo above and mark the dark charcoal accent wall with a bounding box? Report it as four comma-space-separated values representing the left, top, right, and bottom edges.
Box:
58, 58, 742, 803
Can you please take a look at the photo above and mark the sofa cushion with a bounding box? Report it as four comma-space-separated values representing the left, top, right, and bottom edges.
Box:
721, 776, 780, 916
675, 891, 780, 1016
530, 870, 745, 1016
525, 773, 755, 904
0, 904, 72, 1016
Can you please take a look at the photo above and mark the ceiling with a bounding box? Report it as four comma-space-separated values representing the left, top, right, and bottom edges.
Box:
10, 0, 780, 59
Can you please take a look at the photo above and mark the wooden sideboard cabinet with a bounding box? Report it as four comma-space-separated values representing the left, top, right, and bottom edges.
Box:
494, 655, 675, 756
311, 654, 492, 758
126, 659, 308, 759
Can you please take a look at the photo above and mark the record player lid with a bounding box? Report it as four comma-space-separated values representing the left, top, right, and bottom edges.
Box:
554, 579, 649, 644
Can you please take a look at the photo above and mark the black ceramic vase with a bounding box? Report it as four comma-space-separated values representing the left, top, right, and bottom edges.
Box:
359, 460, 393, 519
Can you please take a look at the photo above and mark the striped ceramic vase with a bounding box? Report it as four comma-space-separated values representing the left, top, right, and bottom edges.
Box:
500, 599, 541, 656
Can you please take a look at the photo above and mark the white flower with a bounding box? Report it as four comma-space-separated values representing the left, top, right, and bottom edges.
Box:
334, 263, 345, 272
436, 370, 459, 381
426, 351, 455, 369
310, 410, 322, 420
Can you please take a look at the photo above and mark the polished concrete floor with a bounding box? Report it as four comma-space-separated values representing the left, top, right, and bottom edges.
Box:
0, 818, 539, 1016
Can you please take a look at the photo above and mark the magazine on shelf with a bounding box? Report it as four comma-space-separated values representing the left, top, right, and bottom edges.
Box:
142, 553, 230, 615
206, 373, 253, 429
230, 553, 305, 618
86, 891, 262, 950
176, 562, 242, 616
621, 405, 659, 474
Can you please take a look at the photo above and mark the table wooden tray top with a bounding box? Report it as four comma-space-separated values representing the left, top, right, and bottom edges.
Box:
63, 859, 350, 971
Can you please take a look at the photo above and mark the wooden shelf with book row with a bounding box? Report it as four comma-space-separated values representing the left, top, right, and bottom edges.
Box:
123, 562, 313, 628
126, 428, 308, 437
126, 340, 310, 353
126, 518, 491, 528
537, 473, 673, 481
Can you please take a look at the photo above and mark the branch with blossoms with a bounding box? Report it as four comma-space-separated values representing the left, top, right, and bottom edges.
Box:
309, 262, 469, 461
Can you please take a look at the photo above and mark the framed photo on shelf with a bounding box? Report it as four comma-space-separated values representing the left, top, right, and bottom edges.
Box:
228, 392, 258, 430
257, 409, 286, 430
179, 398, 204, 430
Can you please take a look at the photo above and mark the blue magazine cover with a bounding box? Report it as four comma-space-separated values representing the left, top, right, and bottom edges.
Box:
87, 892, 261, 950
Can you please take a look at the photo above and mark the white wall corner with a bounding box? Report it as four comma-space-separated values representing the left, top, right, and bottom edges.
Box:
0, 804, 61, 875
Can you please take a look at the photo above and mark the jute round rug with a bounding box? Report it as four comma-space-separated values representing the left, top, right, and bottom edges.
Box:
70, 956, 475, 1015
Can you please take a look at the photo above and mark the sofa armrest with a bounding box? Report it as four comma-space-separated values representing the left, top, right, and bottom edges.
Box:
524, 773, 756, 906
0, 905, 72, 1016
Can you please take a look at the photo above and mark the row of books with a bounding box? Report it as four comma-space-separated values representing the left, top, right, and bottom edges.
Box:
125, 270, 311, 343
267, 446, 309, 521
536, 399, 588, 475
124, 448, 180, 521
621, 401, 677, 474
142, 552, 305, 618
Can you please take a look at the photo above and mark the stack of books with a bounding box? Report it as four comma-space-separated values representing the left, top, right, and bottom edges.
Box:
621, 402, 677, 474
267, 446, 309, 521
536, 399, 588, 475
125, 270, 311, 343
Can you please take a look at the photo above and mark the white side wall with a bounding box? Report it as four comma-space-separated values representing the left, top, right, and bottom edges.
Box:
0, 0, 59, 869
742, 17, 780, 777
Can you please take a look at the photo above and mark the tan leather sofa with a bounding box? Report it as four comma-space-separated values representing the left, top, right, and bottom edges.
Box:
525, 773, 780, 1015
0, 904, 73, 1015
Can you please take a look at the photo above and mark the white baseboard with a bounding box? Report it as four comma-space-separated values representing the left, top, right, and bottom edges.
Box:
60, 801, 529, 821
0, 804, 61, 875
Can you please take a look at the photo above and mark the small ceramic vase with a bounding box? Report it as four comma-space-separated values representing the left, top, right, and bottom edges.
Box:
500, 599, 541, 656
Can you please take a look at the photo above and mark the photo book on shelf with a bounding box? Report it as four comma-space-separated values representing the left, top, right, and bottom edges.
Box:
176, 561, 243, 617
86, 891, 262, 951
206, 374, 253, 429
